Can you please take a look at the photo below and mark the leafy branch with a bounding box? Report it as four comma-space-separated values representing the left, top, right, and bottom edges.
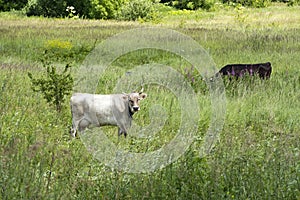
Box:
28, 63, 73, 113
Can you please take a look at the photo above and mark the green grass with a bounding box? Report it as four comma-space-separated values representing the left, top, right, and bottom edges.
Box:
0, 4, 300, 199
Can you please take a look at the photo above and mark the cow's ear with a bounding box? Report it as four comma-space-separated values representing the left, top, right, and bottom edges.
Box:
122, 94, 129, 101
139, 93, 147, 100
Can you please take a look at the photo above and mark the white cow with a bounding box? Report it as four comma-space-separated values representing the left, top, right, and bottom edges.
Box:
70, 91, 147, 137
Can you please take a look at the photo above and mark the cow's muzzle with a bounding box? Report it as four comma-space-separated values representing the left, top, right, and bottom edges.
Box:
133, 106, 140, 111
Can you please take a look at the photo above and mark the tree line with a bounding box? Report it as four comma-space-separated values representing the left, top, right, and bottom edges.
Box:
0, 0, 298, 20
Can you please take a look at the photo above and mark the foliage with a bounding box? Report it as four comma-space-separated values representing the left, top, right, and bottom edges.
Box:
45, 39, 73, 50
65, 0, 91, 18
25, 0, 66, 17
89, 0, 125, 19
43, 39, 93, 63
118, 0, 157, 21
161, 0, 219, 10
0, 0, 27, 11
24, 0, 125, 19
1, 0, 300, 16
28, 62, 73, 112
221, 0, 271, 7
286, 0, 300, 6
234, 4, 248, 23
24, 0, 88, 18
160, 0, 279, 8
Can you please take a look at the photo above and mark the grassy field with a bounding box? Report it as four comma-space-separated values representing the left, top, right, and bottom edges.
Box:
0, 4, 300, 199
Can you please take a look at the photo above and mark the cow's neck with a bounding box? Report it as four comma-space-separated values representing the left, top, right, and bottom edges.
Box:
128, 104, 134, 118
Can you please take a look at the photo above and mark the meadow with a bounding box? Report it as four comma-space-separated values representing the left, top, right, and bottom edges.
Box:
0, 4, 299, 199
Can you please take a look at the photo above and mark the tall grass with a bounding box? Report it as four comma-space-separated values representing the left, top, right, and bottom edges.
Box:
0, 5, 299, 199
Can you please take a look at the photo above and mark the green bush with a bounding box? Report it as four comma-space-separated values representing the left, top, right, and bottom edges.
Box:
0, 0, 28, 11
25, 0, 90, 18
161, 0, 217, 10
286, 0, 300, 6
161, 0, 274, 8
28, 63, 73, 113
42, 39, 93, 63
221, 0, 270, 7
24, 0, 121, 19
118, 0, 157, 21
89, 0, 125, 19
25, 0, 67, 17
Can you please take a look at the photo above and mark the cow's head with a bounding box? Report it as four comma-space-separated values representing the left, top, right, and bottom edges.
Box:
125, 91, 147, 114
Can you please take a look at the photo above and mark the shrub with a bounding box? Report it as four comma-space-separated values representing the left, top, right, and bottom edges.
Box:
42, 39, 93, 63
25, 0, 111, 19
28, 63, 73, 113
162, 0, 218, 10
162, 0, 273, 8
118, 0, 157, 21
89, 0, 125, 19
287, 0, 300, 6
199, 0, 218, 10
221, 0, 270, 7
0, 0, 28, 11
25, 0, 67, 17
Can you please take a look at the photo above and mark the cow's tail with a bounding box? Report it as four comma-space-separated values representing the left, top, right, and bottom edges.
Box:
70, 98, 77, 137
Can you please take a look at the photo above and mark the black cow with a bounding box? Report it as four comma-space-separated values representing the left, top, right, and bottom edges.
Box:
219, 62, 272, 79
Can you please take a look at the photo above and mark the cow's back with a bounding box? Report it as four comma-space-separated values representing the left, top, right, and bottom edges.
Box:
219, 62, 272, 79
71, 93, 126, 127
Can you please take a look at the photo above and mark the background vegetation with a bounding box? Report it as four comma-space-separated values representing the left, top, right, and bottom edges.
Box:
1, 0, 300, 19
0, 3, 300, 200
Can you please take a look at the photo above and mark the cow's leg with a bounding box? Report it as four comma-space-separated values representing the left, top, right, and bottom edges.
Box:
70, 118, 78, 137
78, 118, 91, 133
118, 127, 127, 138
70, 126, 77, 137
118, 128, 122, 136
70, 117, 88, 137
70, 105, 77, 137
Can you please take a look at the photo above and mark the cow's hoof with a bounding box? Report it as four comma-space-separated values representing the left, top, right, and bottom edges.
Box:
70, 129, 76, 138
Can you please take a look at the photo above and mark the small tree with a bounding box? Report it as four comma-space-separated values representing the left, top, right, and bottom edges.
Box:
28, 63, 73, 113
